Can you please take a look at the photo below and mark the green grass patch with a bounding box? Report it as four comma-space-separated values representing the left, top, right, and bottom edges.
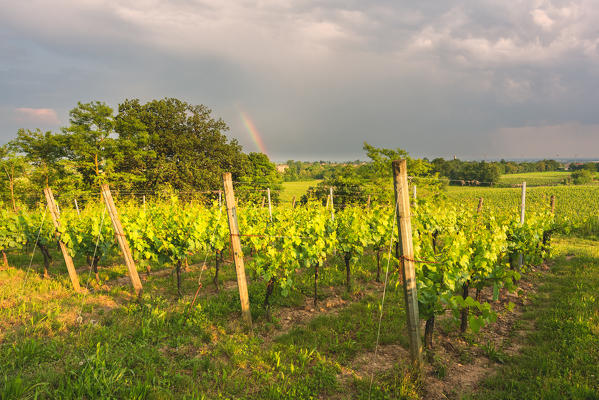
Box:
279, 180, 322, 203
498, 171, 571, 187
469, 237, 599, 399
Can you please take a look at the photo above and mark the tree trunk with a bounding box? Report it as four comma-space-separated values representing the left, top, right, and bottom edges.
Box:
375, 249, 381, 282
176, 260, 182, 297
542, 230, 552, 260
92, 255, 100, 283
344, 252, 351, 291
264, 277, 276, 321
9, 178, 16, 212
2, 250, 8, 268
460, 282, 469, 333
213, 250, 221, 292
38, 244, 52, 278
424, 316, 435, 348
313, 263, 319, 306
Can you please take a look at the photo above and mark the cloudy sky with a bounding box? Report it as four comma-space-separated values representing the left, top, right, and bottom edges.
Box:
1, 0, 598, 161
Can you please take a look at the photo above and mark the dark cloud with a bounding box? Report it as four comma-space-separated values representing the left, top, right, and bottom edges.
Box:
1, 0, 598, 161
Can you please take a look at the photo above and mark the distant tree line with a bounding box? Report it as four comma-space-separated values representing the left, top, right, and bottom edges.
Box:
286, 153, 565, 188
0, 98, 280, 208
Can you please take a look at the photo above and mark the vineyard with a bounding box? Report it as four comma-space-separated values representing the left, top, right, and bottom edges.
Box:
0, 170, 598, 399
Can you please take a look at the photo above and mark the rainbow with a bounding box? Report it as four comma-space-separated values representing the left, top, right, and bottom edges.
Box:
240, 111, 268, 156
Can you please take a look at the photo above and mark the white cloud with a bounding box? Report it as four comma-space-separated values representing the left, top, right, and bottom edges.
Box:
531, 9, 554, 30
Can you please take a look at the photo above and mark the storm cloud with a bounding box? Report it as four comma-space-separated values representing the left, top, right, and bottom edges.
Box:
1, 0, 598, 160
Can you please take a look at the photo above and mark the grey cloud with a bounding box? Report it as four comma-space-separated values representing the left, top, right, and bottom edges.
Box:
1, 0, 598, 160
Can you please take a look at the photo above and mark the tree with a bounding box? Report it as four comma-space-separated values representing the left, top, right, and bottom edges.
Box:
115, 98, 249, 192
0, 146, 26, 211
11, 129, 66, 187
62, 101, 117, 191
236, 152, 281, 203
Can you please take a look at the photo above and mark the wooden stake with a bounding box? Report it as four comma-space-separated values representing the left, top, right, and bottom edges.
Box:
413, 185, 417, 200
267, 188, 272, 221
291, 196, 296, 208
329, 187, 334, 220
218, 190, 223, 208
366, 195, 371, 209
74, 198, 80, 215
223, 172, 252, 328
550, 195, 555, 214
143, 195, 146, 209
518, 182, 526, 269
43, 187, 80, 292
477, 197, 484, 213
392, 160, 422, 367
261, 196, 265, 208
100, 184, 143, 296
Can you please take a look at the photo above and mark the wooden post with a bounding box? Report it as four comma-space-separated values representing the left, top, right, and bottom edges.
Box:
325, 194, 330, 209
518, 182, 526, 269
218, 190, 223, 208
550, 195, 555, 214
74, 198, 80, 215
366, 195, 371, 209
223, 172, 253, 328
261, 196, 265, 208
413, 185, 417, 200
291, 196, 296, 208
329, 187, 334, 220
392, 160, 422, 367
143, 195, 146, 208
477, 197, 484, 214
267, 188, 272, 221
43, 187, 81, 291
100, 184, 143, 296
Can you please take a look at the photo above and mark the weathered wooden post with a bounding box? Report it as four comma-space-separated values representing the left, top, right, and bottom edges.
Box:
74, 198, 80, 215
100, 184, 143, 296
518, 182, 526, 269
291, 196, 296, 209
223, 173, 253, 328
392, 160, 422, 367
413, 185, 417, 200
267, 188, 272, 221
329, 187, 334, 220
366, 194, 371, 209
550, 195, 555, 214
477, 197, 484, 214
44, 187, 81, 291
218, 190, 223, 208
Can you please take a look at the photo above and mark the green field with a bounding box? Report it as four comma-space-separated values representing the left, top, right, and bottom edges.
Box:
498, 171, 571, 187
445, 184, 599, 237
279, 180, 321, 203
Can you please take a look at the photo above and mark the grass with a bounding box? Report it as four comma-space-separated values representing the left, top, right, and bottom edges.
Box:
279, 180, 321, 203
0, 247, 418, 399
467, 237, 599, 399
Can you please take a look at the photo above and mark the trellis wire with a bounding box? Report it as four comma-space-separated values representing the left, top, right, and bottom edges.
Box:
368, 201, 398, 399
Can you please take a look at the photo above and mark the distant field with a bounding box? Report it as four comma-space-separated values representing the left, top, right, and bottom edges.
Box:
279, 179, 321, 203
498, 171, 570, 186
446, 184, 599, 237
